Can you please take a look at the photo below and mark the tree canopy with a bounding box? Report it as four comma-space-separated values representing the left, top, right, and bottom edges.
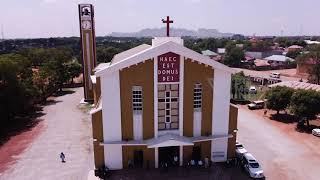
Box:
266, 86, 294, 114
297, 45, 320, 84
223, 47, 245, 67
290, 89, 320, 120
0, 47, 82, 126
231, 71, 247, 100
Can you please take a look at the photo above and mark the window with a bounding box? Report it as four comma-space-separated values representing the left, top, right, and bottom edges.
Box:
132, 86, 142, 111
158, 84, 179, 130
194, 83, 202, 109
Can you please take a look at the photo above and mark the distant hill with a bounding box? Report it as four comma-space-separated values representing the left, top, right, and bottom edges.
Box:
108, 27, 234, 38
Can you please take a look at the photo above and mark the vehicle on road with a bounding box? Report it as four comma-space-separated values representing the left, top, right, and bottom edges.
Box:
270, 72, 280, 78
249, 86, 257, 94
312, 129, 320, 137
248, 100, 265, 110
242, 153, 265, 179
235, 142, 248, 159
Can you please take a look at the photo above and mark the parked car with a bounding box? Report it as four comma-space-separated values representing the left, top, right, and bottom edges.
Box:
242, 153, 265, 179
248, 100, 265, 110
249, 86, 257, 94
235, 142, 248, 159
270, 72, 280, 78
312, 129, 320, 137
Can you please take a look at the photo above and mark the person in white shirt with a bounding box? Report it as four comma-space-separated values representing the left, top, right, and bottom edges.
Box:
191, 159, 195, 166
173, 155, 178, 166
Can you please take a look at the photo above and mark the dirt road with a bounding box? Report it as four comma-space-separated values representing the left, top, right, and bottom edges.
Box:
0, 88, 93, 180
237, 107, 320, 180
233, 68, 304, 82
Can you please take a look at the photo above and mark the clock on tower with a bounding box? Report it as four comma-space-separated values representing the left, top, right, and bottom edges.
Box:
78, 4, 97, 102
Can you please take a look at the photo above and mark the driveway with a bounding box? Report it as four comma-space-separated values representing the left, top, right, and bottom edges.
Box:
0, 88, 93, 180
237, 107, 320, 180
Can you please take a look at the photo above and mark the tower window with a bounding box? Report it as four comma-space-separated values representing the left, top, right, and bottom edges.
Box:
194, 83, 202, 109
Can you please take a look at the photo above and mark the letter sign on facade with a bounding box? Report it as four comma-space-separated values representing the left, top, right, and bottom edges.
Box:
158, 52, 180, 83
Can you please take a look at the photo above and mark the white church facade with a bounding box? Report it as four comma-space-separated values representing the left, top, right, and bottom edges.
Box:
89, 37, 238, 170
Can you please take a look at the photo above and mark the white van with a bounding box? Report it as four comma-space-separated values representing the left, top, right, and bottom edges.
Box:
270, 72, 280, 78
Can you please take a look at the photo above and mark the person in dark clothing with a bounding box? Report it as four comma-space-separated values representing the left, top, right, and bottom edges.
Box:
60, 152, 65, 163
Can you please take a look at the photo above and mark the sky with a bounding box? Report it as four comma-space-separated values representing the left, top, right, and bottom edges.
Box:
0, 0, 319, 39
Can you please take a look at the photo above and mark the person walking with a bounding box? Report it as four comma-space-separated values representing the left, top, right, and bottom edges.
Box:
60, 152, 66, 163
204, 156, 209, 168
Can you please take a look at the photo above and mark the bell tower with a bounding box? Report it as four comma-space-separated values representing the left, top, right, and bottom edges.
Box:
78, 4, 96, 102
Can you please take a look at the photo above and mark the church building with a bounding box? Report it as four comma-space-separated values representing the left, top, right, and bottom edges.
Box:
89, 36, 238, 170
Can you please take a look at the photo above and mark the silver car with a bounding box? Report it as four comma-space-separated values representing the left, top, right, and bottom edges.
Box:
312, 129, 320, 137
235, 142, 248, 159
242, 153, 265, 179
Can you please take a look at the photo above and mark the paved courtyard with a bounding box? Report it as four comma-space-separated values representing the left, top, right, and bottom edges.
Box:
107, 164, 251, 180
0, 88, 93, 180
237, 107, 320, 180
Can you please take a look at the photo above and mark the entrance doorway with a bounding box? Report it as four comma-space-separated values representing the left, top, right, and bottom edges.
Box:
159, 146, 179, 167
133, 150, 143, 168
192, 146, 201, 161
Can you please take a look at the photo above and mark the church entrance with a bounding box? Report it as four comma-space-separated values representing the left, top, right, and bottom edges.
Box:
133, 150, 144, 168
192, 146, 201, 161
159, 146, 179, 167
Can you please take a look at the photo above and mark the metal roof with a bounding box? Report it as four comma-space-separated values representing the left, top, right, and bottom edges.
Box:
264, 55, 294, 62
202, 50, 218, 56
269, 81, 320, 91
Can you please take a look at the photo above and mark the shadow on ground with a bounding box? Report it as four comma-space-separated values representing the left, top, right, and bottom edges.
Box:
0, 90, 73, 146
295, 121, 320, 134
0, 111, 44, 146
269, 113, 296, 124
52, 89, 75, 97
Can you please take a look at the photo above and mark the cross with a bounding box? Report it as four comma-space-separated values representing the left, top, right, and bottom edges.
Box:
162, 16, 173, 37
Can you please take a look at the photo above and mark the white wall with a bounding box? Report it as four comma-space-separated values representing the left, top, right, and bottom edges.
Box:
211, 69, 231, 162
100, 71, 123, 169
104, 144, 123, 170
193, 111, 202, 137
133, 113, 143, 140
179, 56, 184, 136
153, 57, 158, 138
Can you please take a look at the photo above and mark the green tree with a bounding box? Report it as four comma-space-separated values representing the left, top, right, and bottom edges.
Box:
290, 89, 320, 128
297, 45, 320, 84
0, 54, 36, 122
20, 48, 49, 67
231, 71, 247, 100
96, 46, 122, 63
224, 47, 245, 67
286, 50, 301, 59
266, 86, 294, 114
66, 60, 82, 84
40, 47, 73, 92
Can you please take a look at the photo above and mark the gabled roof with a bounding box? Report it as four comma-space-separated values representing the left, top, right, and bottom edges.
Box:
147, 134, 194, 148
111, 44, 151, 64
96, 41, 233, 76
269, 81, 320, 91
202, 50, 218, 56
264, 55, 294, 62
288, 45, 303, 49
94, 62, 110, 72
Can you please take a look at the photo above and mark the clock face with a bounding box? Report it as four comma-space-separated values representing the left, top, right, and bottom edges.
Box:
82, 20, 92, 30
